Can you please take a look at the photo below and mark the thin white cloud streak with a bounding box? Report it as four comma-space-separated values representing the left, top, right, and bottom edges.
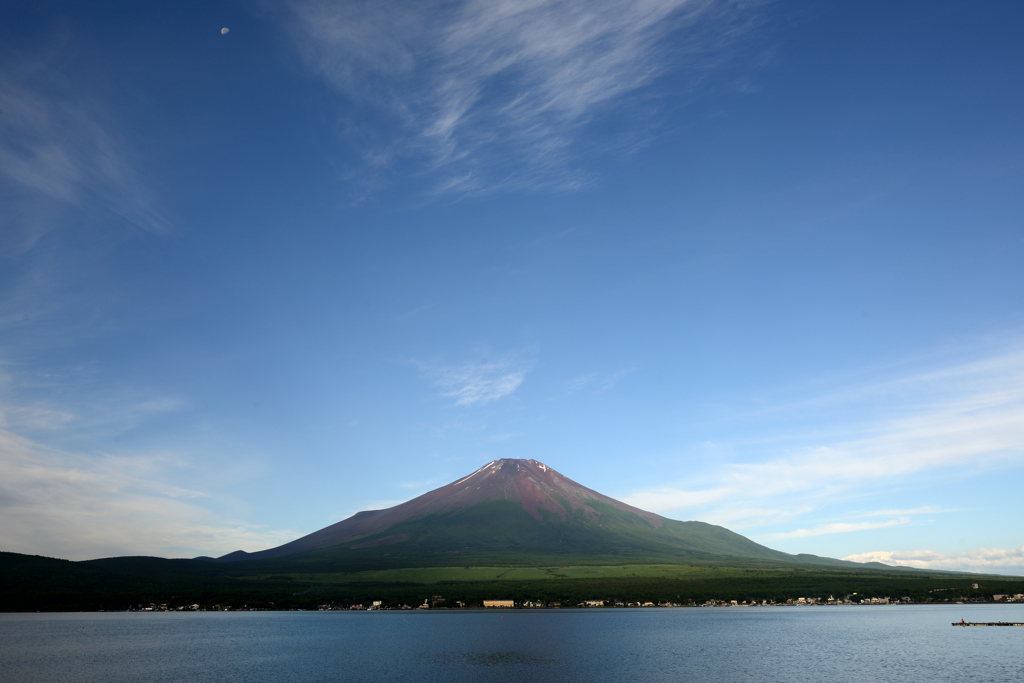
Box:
429, 352, 535, 406
0, 427, 300, 560
738, 344, 1024, 430
844, 545, 1024, 573
847, 506, 950, 519
0, 72, 170, 247
623, 347, 1024, 529
0, 403, 75, 432
282, 0, 750, 193
759, 517, 911, 541
565, 368, 635, 395
752, 507, 952, 541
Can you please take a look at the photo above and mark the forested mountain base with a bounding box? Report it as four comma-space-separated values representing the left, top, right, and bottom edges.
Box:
3, 551, 1022, 612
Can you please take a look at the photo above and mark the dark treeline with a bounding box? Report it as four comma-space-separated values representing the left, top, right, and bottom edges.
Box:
4, 551, 1023, 612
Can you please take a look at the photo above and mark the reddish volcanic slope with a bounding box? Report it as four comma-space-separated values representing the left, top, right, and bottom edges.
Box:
219, 459, 664, 561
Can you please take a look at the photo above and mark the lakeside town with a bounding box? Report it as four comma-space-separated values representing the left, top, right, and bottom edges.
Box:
120, 591, 1024, 612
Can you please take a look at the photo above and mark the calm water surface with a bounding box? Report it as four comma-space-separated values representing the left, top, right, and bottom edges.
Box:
2, 605, 1022, 682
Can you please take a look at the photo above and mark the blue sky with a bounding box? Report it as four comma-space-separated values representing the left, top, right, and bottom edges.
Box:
2, 0, 1023, 574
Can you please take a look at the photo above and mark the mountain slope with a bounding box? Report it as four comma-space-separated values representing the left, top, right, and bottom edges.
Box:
212, 459, 859, 570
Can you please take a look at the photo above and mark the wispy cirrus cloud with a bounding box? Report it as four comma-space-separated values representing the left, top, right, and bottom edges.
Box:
282, 0, 753, 193
0, 68, 170, 250
844, 545, 1024, 573
426, 351, 535, 406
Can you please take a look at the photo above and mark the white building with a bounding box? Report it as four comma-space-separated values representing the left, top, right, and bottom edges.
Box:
483, 600, 514, 608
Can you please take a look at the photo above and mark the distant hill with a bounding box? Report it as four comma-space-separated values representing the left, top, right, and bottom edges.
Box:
209, 459, 880, 571
0, 551, 287, 612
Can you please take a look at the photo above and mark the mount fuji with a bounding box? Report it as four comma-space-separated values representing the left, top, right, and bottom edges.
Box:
210, 459, 858, 570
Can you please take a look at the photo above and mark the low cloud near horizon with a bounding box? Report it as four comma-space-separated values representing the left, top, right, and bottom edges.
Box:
844, 545, 1024, 574
0, 426, 301, 561
621, 344, 1024, 567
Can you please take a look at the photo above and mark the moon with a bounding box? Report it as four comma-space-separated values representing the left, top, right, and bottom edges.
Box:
221, 27, 229, 35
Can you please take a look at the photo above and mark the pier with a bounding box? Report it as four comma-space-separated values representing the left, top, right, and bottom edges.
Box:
952, 622, 1024, 627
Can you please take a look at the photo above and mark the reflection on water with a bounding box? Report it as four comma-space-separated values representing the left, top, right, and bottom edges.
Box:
1, 605, 1023, 683
437, 649, 559, 667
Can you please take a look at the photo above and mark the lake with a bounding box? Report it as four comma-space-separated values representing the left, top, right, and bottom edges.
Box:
2, 605, 1022, 682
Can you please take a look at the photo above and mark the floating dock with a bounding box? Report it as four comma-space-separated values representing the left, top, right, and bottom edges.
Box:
952, 622, 1024, 627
